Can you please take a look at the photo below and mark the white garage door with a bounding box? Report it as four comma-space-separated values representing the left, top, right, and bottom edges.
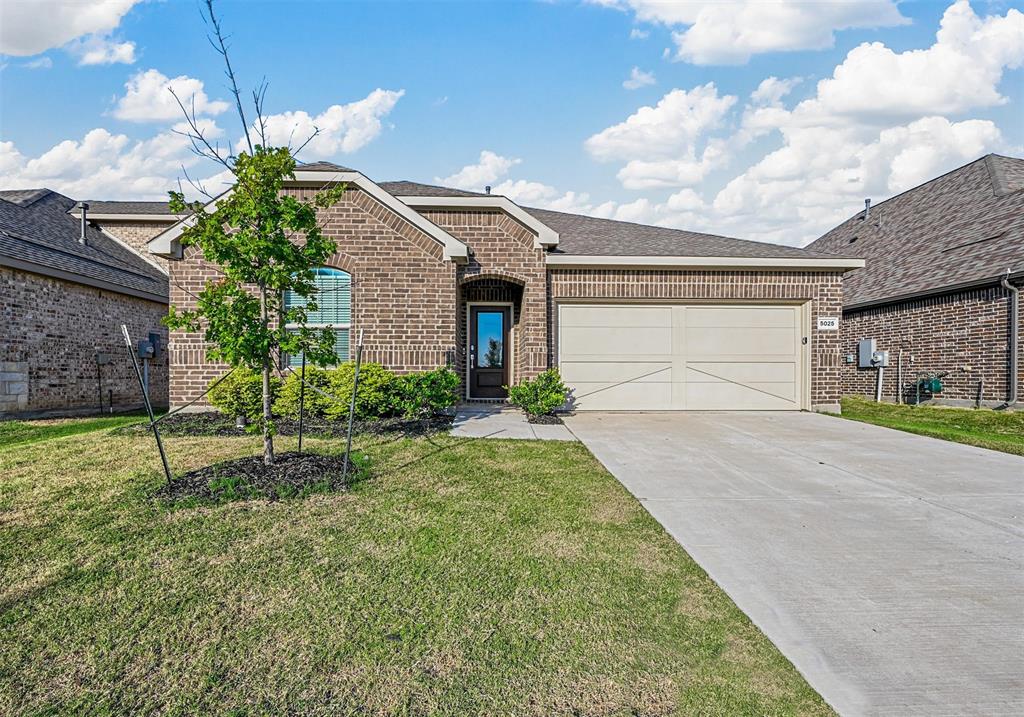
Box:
558, 303, 806, 411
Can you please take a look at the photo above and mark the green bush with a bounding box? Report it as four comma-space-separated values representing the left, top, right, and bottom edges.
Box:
272, 366, 335, 420
208, 367, 280, 421
324, 362, 398, 420
395, 367, 461, 418
507, 369, 568, 418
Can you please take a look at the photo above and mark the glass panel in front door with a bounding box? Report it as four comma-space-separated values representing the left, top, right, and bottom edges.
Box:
476, 311, 504, 368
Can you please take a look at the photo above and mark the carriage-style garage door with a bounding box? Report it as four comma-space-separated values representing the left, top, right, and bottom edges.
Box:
558, 303, 807, 411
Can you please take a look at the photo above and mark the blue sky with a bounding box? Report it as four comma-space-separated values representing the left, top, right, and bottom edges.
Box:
1, 0, 1022, 245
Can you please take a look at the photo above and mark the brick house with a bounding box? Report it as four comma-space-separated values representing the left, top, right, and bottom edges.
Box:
0, 190, 171, 416
806, 154, 1023, 407
145, 162, 862, 413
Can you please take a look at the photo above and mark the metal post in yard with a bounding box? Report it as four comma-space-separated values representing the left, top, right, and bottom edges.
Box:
297, 352, 306, 455
121, 325, 173, 486
342, 330, 364, 480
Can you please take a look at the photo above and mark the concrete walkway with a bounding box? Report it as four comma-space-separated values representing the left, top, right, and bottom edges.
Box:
450, 404, 575, 441
565, 411, 1024, 717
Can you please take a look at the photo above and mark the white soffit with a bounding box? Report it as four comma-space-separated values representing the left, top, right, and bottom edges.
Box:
545, 254, 866, 270
397, 195, 560, 249
147, 172, 469, 262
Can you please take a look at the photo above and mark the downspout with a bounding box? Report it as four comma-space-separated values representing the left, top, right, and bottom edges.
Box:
1001, 271, 1019, 406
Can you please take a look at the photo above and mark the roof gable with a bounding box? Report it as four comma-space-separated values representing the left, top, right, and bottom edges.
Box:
0, 189, 168, 301
806, 154, 1024, 307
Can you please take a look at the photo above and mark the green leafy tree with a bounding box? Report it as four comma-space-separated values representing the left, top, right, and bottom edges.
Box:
483, 337, 502, 368
164, 0, 344, 464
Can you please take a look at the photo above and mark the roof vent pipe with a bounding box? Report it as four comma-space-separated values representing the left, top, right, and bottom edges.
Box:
485, 185, 491, 195
1001, 270, 1019, 406
863, 198, 871, 221
77, 202, 89, 245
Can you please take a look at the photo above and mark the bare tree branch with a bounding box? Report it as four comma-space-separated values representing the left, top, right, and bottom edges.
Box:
201, 0, 253, 154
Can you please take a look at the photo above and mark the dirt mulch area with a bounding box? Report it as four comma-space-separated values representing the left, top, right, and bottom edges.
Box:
121, 412, 454, 439
527, 414, 565, 425
157, 451, 361, 503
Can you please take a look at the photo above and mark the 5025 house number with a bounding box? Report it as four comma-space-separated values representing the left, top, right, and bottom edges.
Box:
817, 316, 840, 331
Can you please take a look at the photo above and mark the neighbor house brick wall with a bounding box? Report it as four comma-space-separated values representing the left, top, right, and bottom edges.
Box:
419, 210, 548, 384
167, 187, 457, 407
839, 285, 1022, 404
97, 220, 174, 272
0, 266, 168, 415
547, 269, 845, 409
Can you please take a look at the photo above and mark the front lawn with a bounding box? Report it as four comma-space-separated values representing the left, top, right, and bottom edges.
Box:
0, 422, 831, 716
0, 413, 148, 451
840, 396, 1024, 456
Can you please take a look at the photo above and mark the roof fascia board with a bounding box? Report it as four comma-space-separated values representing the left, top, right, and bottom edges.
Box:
397, 195, 560, 249
149, 172, 469, 263
545, 254, 866, 270
0, 253, 168, 304
71, 212, 184, 222
97, 226, 168, 276
291, 171, 468, 262
146, 188, 232, 258
845, 269, 1024, 310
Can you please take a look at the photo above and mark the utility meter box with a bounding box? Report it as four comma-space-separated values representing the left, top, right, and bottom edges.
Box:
858, 338, 876, 368
858, 338, 890, 368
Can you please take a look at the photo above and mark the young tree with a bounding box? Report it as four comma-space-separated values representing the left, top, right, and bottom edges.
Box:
164, 0, 344, 464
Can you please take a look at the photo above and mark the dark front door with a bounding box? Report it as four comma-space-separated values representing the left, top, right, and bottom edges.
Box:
469, 306, 511, 399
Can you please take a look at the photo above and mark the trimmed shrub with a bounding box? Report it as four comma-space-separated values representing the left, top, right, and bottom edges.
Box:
208, 367, 280, 421
324, 362, 399, 420
507, 369, 568, 418
395, 367, 461, 418
273, 366, 334, 420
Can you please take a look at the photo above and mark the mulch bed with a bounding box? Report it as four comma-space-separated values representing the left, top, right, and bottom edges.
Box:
527, 414, 565, 425
157, 451, 359, 503
121, 412, 454, 439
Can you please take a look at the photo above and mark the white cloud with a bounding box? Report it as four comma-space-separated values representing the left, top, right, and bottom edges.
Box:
591, 0, 908, 65
258, 89, 405, 156
112, 69, 229, 122
585, 84, 736, 188
622, 66, 656, 90
0, 0, 140, 56
22, 57, 54, 70
67, 34, 136, 65
792, 0, 1024, 122
0, 89, 403, 200
438, 150, 521, 190
586, 84, 735, 162
0, 124, 229, 200
750, 76, 801, 106
629, 27, 649, 40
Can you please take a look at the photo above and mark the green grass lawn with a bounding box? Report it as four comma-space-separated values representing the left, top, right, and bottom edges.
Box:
0, 422, 832, 716
841, 396, 1024, 456
0, 413, 149, 451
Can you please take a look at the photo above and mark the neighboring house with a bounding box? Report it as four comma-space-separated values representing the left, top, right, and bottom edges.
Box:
807, 154, 1023, 407
147, 162, 862, 413
0, 189, 170, 416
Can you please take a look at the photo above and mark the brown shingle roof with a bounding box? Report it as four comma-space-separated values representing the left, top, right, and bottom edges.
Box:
0, 189, 167, 301
381, 180, 846, 259
805, 154, 1024, 307
77, 200, 175, 215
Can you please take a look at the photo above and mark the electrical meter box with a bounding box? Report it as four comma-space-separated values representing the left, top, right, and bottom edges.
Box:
858, 338, 889, 368
858, 338, 876, 368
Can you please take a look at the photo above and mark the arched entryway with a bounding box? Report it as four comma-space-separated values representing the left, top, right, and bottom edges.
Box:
459, 274, 525, 399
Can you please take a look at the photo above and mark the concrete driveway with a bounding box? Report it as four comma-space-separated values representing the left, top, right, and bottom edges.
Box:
565, 411, 1024, 717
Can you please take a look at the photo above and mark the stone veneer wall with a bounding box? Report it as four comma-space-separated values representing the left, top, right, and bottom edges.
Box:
839, 285, 1022, 404
0, 266, 168, 415
547, 268, 846, 410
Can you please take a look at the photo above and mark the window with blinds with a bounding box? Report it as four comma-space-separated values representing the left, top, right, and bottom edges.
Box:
284, 267, 351, 367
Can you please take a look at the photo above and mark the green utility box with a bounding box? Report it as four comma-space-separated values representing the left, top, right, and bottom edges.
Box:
918, 377, 943, 393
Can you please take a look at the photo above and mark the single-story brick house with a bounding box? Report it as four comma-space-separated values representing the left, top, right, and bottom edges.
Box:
0, 190, 170, 416
145, 162, 862, 413
807, 154, 1022, 408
